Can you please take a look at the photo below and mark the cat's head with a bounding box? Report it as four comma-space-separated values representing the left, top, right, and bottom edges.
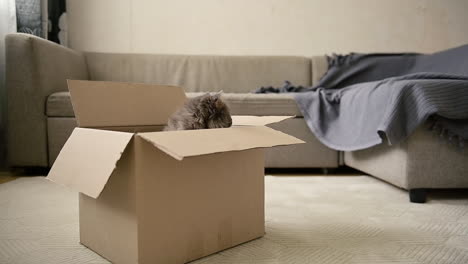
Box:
199, 92, 232, 129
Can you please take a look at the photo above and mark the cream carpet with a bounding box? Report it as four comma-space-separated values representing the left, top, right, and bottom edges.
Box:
1, 176, 468, 264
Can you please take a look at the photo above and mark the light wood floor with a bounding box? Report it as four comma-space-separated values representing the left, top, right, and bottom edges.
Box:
0, 171, 17, 184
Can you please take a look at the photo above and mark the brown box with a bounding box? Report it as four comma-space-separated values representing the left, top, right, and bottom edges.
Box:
47, 80, 303, 264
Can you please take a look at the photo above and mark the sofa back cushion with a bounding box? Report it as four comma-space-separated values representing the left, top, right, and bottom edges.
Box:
84, 53, 311, 93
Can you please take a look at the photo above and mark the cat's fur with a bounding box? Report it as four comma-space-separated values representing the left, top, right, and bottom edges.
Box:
163, 92, 232, 131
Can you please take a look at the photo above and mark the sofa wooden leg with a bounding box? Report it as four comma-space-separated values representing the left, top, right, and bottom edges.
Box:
409, 189, 427, 203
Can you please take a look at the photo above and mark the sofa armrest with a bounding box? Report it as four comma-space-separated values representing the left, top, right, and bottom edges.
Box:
6, 33, 88, 167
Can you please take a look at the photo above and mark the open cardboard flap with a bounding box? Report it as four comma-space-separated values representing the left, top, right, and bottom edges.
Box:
232, 116, 294, 126
68, 80, 186, 128
138, 126, 304, 161
47, 128, 134, 199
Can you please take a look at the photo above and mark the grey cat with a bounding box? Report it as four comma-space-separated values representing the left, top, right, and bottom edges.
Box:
163, 92, 232, 131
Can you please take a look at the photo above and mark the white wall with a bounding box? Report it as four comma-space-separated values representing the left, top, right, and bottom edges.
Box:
67, 0, 468, 55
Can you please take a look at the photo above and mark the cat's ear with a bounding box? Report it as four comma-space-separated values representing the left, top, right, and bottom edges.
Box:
211, 91, 223, 100
214, 96, 227, 110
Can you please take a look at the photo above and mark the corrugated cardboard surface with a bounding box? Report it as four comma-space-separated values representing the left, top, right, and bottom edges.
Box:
135, 137, 265, 263
232, 115, 294, 126
68, 80, 186, 127
79, 142, 138, 264
47, 128, 133, 198
96, 125, 165, 133
138, 126, 304, 160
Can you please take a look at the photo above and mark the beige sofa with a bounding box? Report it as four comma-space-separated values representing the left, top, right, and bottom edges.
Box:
6, 33, 468, 202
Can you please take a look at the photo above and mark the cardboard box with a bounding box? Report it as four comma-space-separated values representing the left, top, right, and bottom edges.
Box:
47, 80, 304, 264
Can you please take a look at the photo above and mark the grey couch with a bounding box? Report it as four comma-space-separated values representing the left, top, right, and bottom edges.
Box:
6, 33, 468, 202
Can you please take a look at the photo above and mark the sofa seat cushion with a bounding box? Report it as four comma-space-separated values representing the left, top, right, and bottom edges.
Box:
188, 92, 301, 116
47, 91, 302, 117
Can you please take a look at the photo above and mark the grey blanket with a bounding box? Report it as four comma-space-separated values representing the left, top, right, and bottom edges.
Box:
256, 45, 468, 151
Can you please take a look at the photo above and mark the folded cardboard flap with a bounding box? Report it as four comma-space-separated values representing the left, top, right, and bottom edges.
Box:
47, 128, 134, 199
68, 80, 186, 128
231, 115, 295, 126
138, 126, 304, 161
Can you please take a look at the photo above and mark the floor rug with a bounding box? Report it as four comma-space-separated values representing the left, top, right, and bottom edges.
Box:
1, 176, 467, 264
